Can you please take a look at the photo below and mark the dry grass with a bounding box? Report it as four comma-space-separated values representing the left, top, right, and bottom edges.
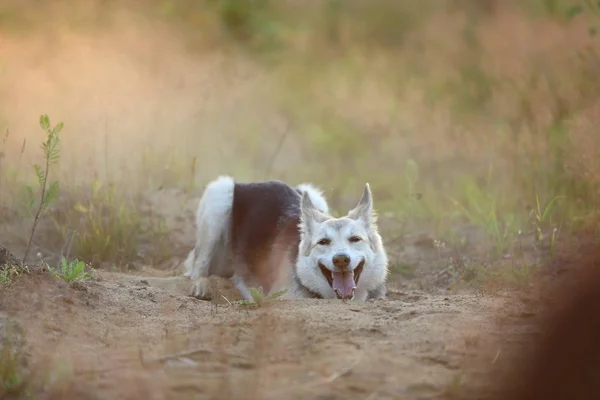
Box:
0, 1, 596, 268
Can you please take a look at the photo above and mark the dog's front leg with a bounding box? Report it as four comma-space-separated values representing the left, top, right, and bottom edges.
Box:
184, 249, 212, 300
230, 273, 253, 301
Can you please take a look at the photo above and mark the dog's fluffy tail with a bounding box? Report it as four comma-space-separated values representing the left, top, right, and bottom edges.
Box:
295, 183, 329, 214
184, 175, 234, 280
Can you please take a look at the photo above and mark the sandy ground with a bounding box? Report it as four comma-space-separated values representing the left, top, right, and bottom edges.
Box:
0, 164, 562, 400
0, 266, 542, 400
0, 188, 548, 400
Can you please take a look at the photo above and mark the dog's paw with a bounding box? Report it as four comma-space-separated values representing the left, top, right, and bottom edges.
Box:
189, 277, 212, 301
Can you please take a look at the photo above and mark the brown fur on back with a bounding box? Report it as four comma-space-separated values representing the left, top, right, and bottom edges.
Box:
230, 181, 302, 294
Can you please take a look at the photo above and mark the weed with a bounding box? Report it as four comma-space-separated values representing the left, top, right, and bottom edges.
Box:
21, 114, 62, 264
531, 193, 564, 255
0, 265, 28, 285
532, 193, 564, 226
61, 179, 170, 269
233, 287, 288, 307
0, 270, 10, 285
507, 263, 539, 288
445, 232, 468, 253
46, 257, 94, 285
451, 175, 519, 258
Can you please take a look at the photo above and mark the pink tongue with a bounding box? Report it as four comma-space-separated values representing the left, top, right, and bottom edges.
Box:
332, 271, 356, 298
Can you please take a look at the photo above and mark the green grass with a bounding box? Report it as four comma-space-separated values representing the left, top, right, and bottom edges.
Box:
450, 172, 521, 258
0, 264, 27, 285
47, 257, 94, 285
62, 180, 171, 269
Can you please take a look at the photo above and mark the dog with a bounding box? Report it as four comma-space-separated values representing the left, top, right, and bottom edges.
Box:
183, 176, 389, 301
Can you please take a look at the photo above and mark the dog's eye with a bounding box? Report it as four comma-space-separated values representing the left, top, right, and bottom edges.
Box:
348, 236, 362, 243
317, 238, 331, 246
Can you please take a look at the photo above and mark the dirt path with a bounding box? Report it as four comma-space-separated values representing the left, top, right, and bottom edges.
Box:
0, 270, 539, 400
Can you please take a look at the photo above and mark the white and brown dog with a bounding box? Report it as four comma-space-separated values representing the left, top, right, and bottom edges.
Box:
183, 176, 389, 301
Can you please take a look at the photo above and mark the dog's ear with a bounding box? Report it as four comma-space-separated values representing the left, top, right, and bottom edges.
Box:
300, 190, 329, 235
348, 183, 376, 226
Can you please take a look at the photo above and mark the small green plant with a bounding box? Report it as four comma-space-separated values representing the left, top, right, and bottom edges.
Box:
21, 114, 62, 264
47, 257, 94, 285
507, 263, 539, 288
233, 287, 288, 307
450, 179, 518, 258
531, 193, 564, 258
532, 193, 563, 235
0, 270, 10, 285
0, 265, 28, 285
0, 246, 26, 285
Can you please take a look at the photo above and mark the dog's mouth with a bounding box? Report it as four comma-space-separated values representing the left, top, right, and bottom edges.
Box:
319, 260, 365, 300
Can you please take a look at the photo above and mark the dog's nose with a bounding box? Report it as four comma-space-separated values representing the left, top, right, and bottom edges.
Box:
332, 253, 351, 269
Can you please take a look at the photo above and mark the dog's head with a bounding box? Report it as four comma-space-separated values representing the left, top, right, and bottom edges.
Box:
297, 184, 388, 300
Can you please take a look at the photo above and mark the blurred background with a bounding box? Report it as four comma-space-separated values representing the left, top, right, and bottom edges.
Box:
0, 0, 598, 287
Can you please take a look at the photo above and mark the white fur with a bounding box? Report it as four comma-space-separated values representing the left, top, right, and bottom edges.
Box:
183, 175, 235, 299
184, 176, 388, 302
294, 184, 389, 301
295, 183, 329, 214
